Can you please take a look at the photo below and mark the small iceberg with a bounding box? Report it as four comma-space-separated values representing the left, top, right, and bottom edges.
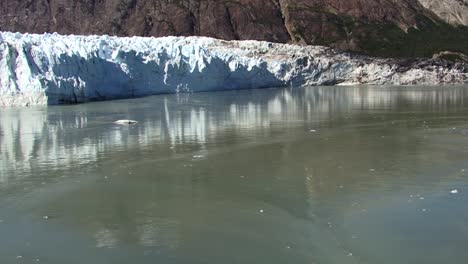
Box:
114, 120, 138, 125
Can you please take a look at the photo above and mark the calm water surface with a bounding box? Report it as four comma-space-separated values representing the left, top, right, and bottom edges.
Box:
1, 86, 468, 264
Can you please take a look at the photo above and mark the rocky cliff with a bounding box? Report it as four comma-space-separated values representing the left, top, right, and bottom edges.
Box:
418, 0, 468, 26
1, 0, 467, 58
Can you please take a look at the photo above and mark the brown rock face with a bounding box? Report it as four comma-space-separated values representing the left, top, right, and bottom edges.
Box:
418, 0, 468, 26
0, 0, 290, 42
1, 0, 467, 57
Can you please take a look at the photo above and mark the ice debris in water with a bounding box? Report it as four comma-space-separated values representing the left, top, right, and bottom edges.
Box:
310, 129, 317, 133
450, 189, 459, 194
43, 216, 49, 219
114, 120, 138, 125
259, 209, 264, 213
193, 155, 204, 158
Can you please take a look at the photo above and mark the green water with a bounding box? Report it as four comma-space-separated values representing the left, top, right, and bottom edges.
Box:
1, 86, 468, 264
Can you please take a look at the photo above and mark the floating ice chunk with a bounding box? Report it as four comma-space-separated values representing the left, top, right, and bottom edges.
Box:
43, 216, 49, 219
193, 155, 204, 158
114, 120, 138, 125
450, 189, 459, 194
309, 130, 317, 132
259, 209, 264, 213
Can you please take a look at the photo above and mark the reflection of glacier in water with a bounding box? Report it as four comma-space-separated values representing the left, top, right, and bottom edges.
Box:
1, 85, 468, 263
1, 86, 467, 183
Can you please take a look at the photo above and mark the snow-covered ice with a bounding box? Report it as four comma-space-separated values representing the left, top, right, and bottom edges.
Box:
0, 31, 466, 107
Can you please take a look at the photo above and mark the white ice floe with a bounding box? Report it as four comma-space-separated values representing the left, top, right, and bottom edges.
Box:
0, 31, 466, 107
450, 189, 459, 194
114, 120, 138, 125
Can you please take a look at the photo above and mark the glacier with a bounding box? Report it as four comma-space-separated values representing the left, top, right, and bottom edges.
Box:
0, 31, 467, 107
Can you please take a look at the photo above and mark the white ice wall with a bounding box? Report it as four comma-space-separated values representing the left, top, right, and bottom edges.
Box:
0, 32, 466, 107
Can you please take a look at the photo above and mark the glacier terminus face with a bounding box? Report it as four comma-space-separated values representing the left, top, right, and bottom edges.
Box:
0, 31, 466, 107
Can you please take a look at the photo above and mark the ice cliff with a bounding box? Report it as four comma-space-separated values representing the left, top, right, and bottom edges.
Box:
0, 32, 467, 107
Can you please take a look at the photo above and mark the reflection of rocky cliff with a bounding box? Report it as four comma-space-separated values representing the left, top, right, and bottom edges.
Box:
1, 86, 467, 183
1, 0, 468, 57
